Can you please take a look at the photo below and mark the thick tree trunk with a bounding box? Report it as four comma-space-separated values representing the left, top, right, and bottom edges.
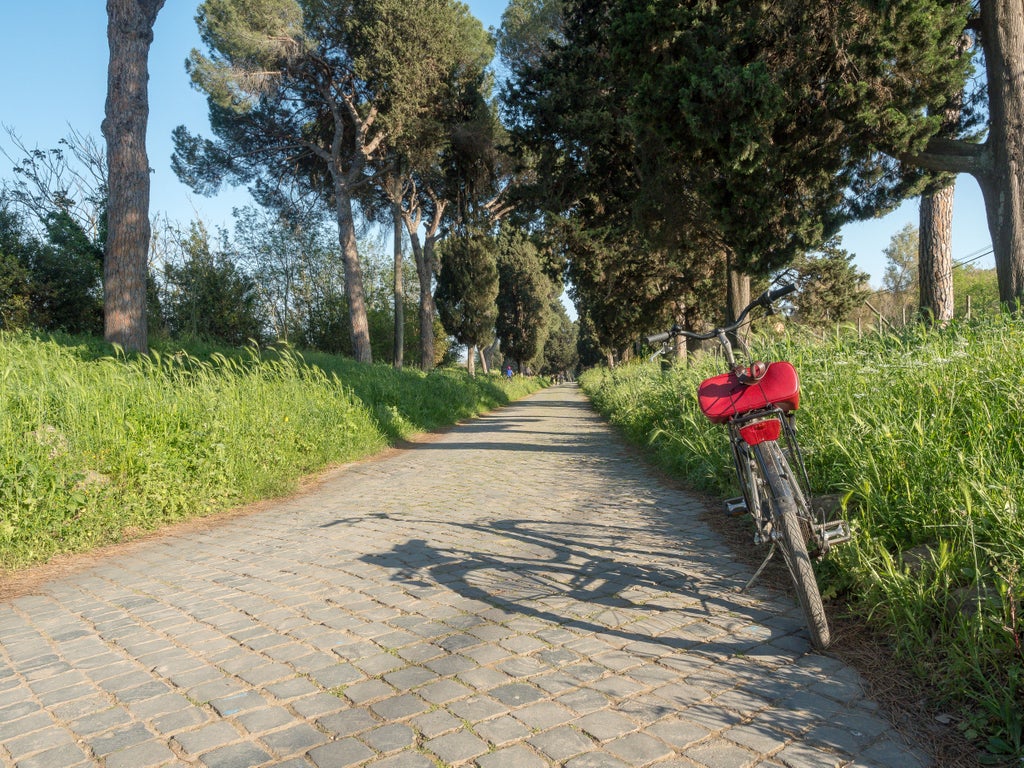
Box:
467, 345, 476, 377
919, 182, 956, 324
334, 186, 373, 363
392, 201, 404, 369
102, 0, 165, 353
980, 0, 1024, 308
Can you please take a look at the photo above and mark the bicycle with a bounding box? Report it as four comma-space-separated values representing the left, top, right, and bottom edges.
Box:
644, 284, 850, 650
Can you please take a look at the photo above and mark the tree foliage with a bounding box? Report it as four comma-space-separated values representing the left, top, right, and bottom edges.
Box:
787, 237, 869, 328
159, 222, 265, 345
495, 228, 552, 371
435, 234, 499, 374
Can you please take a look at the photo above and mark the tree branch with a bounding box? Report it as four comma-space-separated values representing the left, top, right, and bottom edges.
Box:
901, 136, 991, 177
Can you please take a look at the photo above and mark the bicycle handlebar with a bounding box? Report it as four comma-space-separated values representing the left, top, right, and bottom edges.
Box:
642, 283, 796, 346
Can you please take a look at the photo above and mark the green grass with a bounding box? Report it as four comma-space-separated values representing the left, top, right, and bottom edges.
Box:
581, 315, 1024, 760
0, 331, 543, 571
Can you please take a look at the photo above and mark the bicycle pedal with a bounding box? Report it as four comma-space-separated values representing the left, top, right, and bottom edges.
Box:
819, 519, 852, 546
723, 497, 747, 515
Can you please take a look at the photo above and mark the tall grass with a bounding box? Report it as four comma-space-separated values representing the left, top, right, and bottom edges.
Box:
0, 332, 543, 571
582, 315, 1024, 759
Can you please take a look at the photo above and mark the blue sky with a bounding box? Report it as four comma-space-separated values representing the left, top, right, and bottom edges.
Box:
0, 1, 993, 288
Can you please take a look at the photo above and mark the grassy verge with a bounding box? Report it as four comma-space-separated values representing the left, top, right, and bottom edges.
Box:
0, 332, 543, 571
580, 315, 1024, 761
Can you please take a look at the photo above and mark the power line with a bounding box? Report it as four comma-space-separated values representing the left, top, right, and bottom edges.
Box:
952, 247, 993, 269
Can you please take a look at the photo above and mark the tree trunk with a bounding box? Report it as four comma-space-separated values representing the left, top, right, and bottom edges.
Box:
405, 213, 442, 371
979, 0, 1024, 308
102, 0, 165, 353
393, 200, 404, 369
467, 345, 476, 377
672, 299, 687, 364
919, 182, 955, 325
726, 253, 750, 346
334, 185, 373, 363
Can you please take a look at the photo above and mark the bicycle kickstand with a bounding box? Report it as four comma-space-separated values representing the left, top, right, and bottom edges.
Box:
736, 543, 777, 593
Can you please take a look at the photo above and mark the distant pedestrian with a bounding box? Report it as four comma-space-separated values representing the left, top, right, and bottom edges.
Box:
505, 365, 513, 379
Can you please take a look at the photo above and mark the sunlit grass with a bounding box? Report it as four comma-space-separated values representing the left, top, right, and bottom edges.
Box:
581, 315, 1024, 758
0, 332, 543, 571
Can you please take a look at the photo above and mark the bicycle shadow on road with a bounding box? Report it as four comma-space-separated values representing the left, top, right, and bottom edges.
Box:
358, 516, 805, 656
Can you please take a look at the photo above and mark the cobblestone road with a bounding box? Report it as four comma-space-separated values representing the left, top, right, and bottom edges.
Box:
0, 384, 931, 768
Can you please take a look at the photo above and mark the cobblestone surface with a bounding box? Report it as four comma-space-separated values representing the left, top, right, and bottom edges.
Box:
0, 384, 932, 767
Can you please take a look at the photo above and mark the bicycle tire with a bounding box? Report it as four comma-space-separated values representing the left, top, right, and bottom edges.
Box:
754, 440, 831, 650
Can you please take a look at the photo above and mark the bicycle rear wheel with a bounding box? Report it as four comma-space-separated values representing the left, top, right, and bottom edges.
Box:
753, 440, 830, 650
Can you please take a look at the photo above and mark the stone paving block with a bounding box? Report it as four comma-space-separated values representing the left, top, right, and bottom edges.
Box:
771, 740, 846, 768
425, 728, 489, 763
260, 722, 328, 756
722, 721, 790, 754
513, 700, 575, 730
477, 743, 549, 768
474, 713, 532, 746
4, 725, 76, 760
364, 722, 417, 752
489, 682, 546, 707
10, 739, 90, 768
576, 710, 638, 742
169, 719, 237, 757
199, 741, 274, 768
564, 751, 630, 768
370, 692, 430, 720
210, 690, 268, 717
684, 737, 760, 768
529, 724, 596, 762
231, 705, 294, 734
104, 739, 178, 768
556, 687, 612, 714
410, 708, 462, 739
318, 707, 380, 737
605, 731, 674, 764
457, 666, 509, 690
383, 665, 437, 690
341, 678, 394, 704
308, 737, 375, 768
447, 694, 507, 722
308, 662, 364, 690
152, 705, 210, 735
86, 722, 157, 757
854, 737, 931, 768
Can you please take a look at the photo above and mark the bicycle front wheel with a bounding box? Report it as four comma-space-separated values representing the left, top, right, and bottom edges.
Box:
754, 440, 830, 650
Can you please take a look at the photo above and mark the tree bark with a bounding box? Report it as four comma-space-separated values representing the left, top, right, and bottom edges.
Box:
725, 253, 750, 347
334, 184, 373, 363
393, 200, 404, 368
102, 0, 165, 353
403, 198, 444, 370
919, 182, 956, 325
